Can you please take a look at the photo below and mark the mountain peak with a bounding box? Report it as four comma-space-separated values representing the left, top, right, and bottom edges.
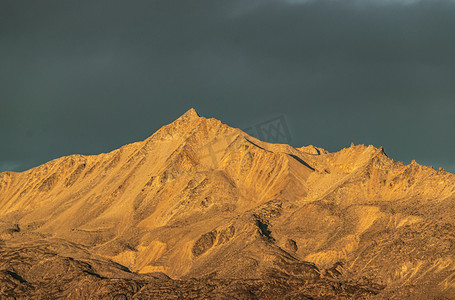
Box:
147, 108, 207, 142
177, 108, 201, 122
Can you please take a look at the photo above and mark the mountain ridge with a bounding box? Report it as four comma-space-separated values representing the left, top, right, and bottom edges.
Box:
1, 109, 455, 299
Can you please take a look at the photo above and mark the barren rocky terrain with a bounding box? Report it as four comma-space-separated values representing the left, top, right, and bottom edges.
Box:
1, 109, 454, 299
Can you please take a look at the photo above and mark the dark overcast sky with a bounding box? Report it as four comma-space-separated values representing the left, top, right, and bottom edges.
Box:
1, 0, 455, 173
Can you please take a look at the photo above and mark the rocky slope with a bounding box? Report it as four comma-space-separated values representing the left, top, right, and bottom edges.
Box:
1, 109, 454, 299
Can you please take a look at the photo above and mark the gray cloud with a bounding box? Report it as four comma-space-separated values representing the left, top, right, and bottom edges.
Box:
1, 0, 455, 172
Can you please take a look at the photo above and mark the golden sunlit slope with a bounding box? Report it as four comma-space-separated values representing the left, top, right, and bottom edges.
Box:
1, 108, 455, 299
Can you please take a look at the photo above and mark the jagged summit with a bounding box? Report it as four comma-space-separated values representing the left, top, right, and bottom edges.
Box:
176, 107, 201, 122
1, 110, 455, 298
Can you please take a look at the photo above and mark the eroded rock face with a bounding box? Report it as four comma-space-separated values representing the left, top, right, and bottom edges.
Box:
1, 109, 455, 298
192, 230, 217, 257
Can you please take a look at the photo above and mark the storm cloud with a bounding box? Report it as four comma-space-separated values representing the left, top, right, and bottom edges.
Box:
1, 0, 455, 172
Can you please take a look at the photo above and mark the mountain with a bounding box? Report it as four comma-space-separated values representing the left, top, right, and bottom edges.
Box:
1, 108, 455, 299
